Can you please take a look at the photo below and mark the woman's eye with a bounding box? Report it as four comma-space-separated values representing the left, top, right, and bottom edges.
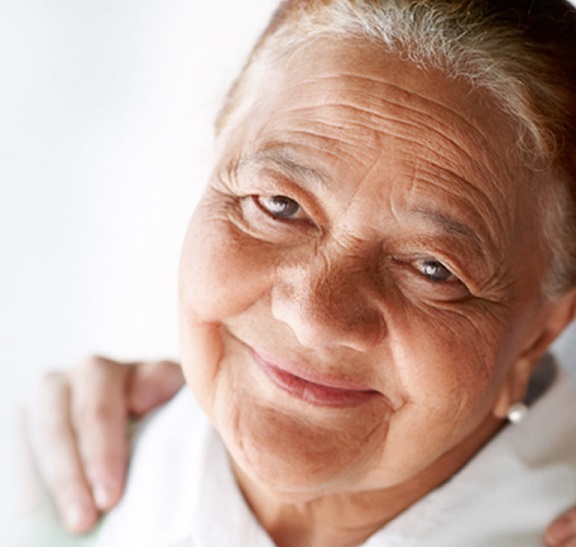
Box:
416, 259, 455, 283
254, 195, 303, 220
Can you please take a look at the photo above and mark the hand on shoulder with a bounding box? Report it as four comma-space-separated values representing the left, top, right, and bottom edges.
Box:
26, 356, 184, 534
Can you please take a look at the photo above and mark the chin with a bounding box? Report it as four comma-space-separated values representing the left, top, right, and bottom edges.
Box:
215, 394, 391, 501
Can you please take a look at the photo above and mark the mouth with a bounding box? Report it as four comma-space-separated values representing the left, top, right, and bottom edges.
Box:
251, 349, 380, 408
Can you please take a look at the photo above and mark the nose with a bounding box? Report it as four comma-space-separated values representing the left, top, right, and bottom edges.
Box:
270, 251, 385, 352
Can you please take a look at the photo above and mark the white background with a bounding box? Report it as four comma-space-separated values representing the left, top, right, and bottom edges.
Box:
2, 0, 575, 410
1, 0, 278, 407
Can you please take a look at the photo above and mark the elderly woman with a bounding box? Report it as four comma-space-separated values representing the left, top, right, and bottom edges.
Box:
30, 0, 576, 545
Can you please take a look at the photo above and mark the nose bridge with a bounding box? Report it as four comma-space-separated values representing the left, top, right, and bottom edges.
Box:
271, 243, 384, 350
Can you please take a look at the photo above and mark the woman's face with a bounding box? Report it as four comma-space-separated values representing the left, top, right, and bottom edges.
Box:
178, 38, 555, 500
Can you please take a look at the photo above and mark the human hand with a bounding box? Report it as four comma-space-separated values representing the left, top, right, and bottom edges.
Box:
545, 507, 576, 546
27, 356, 184, 534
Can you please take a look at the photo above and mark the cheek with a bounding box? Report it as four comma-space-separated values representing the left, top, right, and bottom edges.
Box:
178, 197, 275, 323
178, 196, 278, 411
178, 319, 222, 413
391, 302, 512, 418
366, 307, 514, 481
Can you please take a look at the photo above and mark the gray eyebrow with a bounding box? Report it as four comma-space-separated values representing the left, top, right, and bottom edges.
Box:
236, 148, 490, 254
411, 207, 486, 254
236, 147, 328, 190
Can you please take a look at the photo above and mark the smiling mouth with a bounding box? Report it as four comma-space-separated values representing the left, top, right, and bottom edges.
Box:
251, 350, 380, 408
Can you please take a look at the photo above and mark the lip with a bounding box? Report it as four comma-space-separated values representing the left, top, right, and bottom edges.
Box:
251, 349, 380, 408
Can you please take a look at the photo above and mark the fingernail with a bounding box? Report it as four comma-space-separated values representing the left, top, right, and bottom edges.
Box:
93, 483, 114, 510
546, 517, 574, 546
65, 504, 86, 531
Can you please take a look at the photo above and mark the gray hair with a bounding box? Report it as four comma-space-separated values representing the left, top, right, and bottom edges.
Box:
216, 0, 576, 298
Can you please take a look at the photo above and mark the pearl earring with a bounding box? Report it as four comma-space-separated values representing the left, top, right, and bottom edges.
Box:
507, 402, 529, 424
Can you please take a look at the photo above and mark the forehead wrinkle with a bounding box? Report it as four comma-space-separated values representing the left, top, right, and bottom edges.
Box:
408, 166, 506, 261
340, 109, 511, 254
277, 105, 477, 182
401, 139, 515, 244
329, 101, 501, 185
299, 71, 492, 141
295, 69, 513, 171
292, 118, 384, 161
286, 97, 508, 199
288, 111, 510, 228
258, 113, 507, 262
264, 98, 383, 160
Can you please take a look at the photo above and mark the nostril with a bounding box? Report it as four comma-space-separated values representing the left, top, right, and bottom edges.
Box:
270, 279, 384, 351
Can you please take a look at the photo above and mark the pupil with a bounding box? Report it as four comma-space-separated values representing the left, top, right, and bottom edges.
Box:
267, 196, 299, 218
423, 260, 451, 281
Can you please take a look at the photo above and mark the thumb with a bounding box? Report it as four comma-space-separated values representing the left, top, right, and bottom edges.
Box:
128, 360, 184, 416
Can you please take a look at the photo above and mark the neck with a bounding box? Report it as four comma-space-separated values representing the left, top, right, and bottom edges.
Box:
232, 414, 504, 547
234, 467, 427, 547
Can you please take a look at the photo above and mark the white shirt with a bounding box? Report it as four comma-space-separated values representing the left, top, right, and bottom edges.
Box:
96, 357, 576, 547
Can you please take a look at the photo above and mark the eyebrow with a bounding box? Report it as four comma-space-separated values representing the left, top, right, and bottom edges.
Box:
236, 147, 328, 190
410, 207, 486, 255
235, 146, 492, 256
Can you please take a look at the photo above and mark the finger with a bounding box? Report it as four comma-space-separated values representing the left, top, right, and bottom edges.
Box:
70, 356, 132, 512
27, 372, 99, 534
545, 509, 576, 546
127, 359, 184, 416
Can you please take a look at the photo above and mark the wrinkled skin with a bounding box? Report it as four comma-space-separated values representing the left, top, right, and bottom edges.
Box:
30, 357, 576, 543
28, 37, 576, 547
177, 37, 576, 546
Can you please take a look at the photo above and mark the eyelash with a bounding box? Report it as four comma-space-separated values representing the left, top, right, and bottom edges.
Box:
234, 193, 318, 245
252, 195, 306, 221
242, 193, 468, 295
413, 259, 456, 283
396, 256, 471, 302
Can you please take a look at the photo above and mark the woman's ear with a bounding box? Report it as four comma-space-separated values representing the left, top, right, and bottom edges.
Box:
492, 288, 576, 420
